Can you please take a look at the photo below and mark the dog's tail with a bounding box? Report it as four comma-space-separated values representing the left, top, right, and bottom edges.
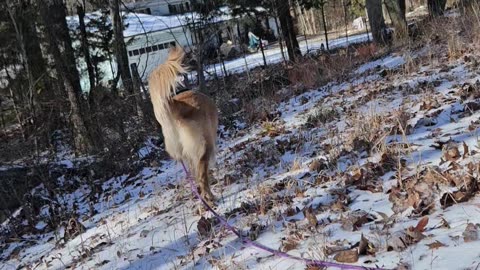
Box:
148, 45, 187, 104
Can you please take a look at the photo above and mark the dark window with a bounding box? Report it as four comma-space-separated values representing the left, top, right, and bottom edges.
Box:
133, 49, 139, 56
128, 51, 133, 57
146, 46, 152, 53
139, 48, 145, 54
152, 45, 158, 51
179, 4, 185, 13
170, 41, 176, 47
191, 33, 196, 45
159, 44, 165, 50
185, 2, 190, 11
168, 4, 177, 14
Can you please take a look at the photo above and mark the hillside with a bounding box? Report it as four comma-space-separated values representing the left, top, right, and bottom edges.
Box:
3, 12, 480, 270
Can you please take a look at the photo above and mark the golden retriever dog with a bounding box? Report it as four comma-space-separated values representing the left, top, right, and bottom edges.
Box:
148, 45, 218, 206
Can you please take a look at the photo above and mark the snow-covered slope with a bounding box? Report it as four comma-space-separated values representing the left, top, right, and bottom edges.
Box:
4, 39, 480, 270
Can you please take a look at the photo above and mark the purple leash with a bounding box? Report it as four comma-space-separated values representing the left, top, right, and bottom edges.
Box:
181, 162, 387, 270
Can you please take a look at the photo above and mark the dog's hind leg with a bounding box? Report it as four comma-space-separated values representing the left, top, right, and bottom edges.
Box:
196, 151, 215, 206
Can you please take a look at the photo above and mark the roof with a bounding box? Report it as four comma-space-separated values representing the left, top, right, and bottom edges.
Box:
124, 0, 186, 10
66, 6, 268, 38
66, 11, 191, 38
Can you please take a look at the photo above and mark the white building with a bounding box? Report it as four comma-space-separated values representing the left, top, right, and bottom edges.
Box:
124, 0, 193, 16
67, 6, 279, 91
122, 12, 196, 83
352, 17, 366, 31
67, 11, 199, 90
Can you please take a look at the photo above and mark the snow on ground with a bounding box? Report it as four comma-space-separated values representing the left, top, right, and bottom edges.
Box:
4, 36, 480, 270
189, 32, 372, 81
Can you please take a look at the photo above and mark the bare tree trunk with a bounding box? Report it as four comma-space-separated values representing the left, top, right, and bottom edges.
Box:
273, 15, 286, 62
9, 87, 26, 140
342, 0, 349, 48
195, 28, 207, 92
23, 1, 56, 140
295, 3, 309, 35
460, 0, 478, 14
303, 7, 317, 35
309, 9, 318, 34
109, 0, 145, 121
109, 0, 134, 95
385, 0, 407, 39
6, 1, 36, 130
320, 1, 329, 51
260, 37, 267, 67
1, 62, 26, 140
39, 0, 94, 154
256, 15, 268, 67
77, 4, 96, 92
276, 0, 301, 62
366, 0, 388, 44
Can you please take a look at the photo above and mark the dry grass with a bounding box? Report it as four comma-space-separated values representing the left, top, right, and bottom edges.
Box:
290, 158, 302, 172
355, 43, 377, 61
304, 107, 340, 128
210, 43, 378, 128
419, 6, 480, 64
287, 60, 322, 89
402, 50, 418, 75
260, 120, 287, 137
244, 97, 279, 124
346, 108, 388, 154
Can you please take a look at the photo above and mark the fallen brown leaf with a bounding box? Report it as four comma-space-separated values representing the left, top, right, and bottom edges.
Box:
331, 200, 347, 212
426, 240, 447, 249
444, 145, 461, 162
406, 227, 426, 242
305, 265, 323, 270
439, 217, 451, 229
376, 211, 390, 222
431, 139, 453, 150
197, 217, 213, 238
334, 249, 359, 263
304, 206, 318, 227
405, 216, 429, 243
358, 234, 375, 256
353, 214, 375, 230
415, 216, 429, 232
387, 231, 408, 251
463, 223, 479, 242
351, 168, 363, 182
309, 159, 326, 173
285, 206, 297, 217
281, 238, 299, 252
463, 142, 470, 158
440, 176, 478, 208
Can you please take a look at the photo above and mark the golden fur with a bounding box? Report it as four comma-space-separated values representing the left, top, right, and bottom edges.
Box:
148, 45, 218, 204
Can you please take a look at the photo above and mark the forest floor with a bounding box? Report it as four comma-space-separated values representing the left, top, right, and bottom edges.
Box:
4, 12, 480, 270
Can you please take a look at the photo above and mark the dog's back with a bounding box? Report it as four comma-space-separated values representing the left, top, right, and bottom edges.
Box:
171, 90, 218, 167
